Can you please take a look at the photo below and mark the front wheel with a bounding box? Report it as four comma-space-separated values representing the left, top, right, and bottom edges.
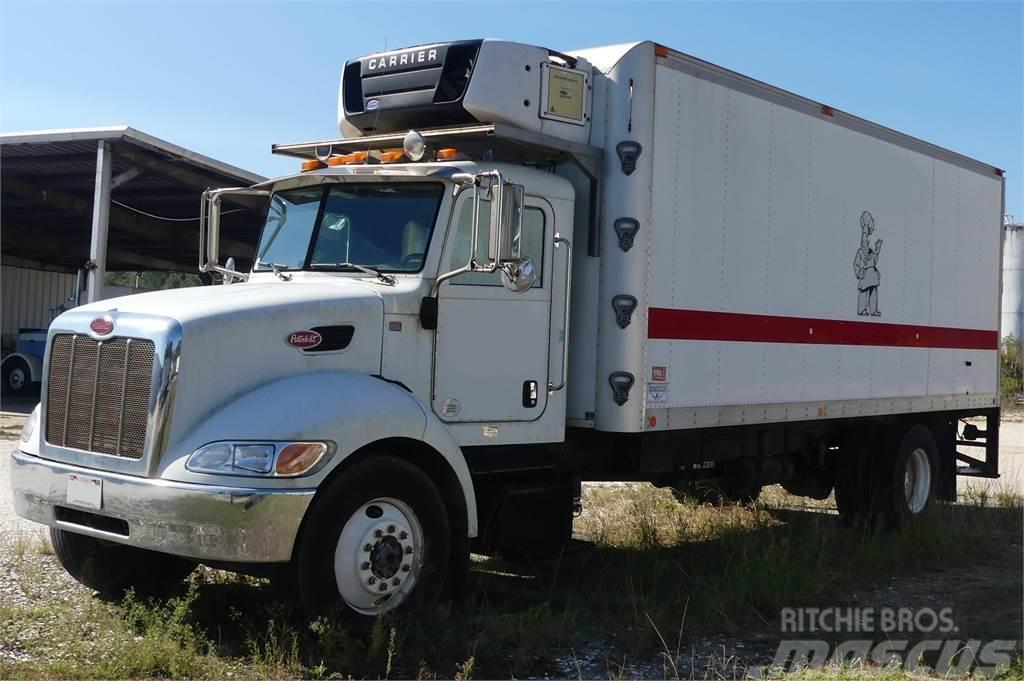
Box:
293, 455, 452, 623
2, 357, 32, 396
50, 528, 196, 597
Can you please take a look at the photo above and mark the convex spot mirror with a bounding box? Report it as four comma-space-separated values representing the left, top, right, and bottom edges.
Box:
499, 256, 537, 292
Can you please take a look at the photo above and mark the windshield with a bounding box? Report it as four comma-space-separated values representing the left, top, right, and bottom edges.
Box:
254, 182, 445, 273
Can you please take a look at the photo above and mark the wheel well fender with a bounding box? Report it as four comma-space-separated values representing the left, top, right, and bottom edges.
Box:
170, 370, 476, 538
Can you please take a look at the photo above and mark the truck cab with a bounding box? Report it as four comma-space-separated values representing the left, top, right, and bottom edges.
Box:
13, 39, 599, 621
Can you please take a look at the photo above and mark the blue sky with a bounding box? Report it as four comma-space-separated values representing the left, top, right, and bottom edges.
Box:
1, 1, 1021, 217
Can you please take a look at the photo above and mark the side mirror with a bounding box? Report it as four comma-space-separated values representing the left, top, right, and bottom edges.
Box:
199, 187, 270, 282
499, 256, 537, 293
487, 181, 525, 264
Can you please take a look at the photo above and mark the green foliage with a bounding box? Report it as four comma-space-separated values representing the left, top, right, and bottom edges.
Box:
104, 270, 202, 290
999, 336, 1023, 405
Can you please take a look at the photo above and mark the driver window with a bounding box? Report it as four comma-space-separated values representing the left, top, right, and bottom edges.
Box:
449, 197, 545, 287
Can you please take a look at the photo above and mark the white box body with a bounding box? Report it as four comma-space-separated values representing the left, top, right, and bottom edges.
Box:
566, 42, 1004, 433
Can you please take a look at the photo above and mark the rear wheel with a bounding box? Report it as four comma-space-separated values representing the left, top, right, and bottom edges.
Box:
873, 425, 938, 528
834, 424, 939, 529
50, 528, 196, 597
293, 455, 453, 623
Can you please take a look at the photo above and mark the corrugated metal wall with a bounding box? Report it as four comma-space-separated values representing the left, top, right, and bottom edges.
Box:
1, 266, 78, 349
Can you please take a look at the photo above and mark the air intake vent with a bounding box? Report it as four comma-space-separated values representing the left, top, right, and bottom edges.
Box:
433, 42, 478, 103
304, 325, 355, 353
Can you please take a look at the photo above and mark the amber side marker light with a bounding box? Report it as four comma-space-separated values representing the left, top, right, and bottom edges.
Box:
276, 442, 328, 475
437, 148, 460, 160
301, 159, 325, 172
379, 149, 405, 163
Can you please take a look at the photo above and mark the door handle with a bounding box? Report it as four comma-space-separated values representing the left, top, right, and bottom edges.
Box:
523, 380, 539, 408
548, 233, 572, 392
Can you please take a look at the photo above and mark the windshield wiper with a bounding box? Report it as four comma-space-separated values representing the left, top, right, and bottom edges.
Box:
254, 261, 292, 281
310, 262, 396, 285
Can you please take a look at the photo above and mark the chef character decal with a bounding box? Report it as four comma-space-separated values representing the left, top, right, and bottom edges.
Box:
853, 211, 882, 316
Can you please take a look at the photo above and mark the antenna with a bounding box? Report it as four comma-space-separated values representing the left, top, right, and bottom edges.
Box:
366, 36, 388, 153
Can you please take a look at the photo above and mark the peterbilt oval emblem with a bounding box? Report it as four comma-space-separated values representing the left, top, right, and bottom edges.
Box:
287, 330, 322, 350
366, 99, 380, 111
89, 316, 114, 336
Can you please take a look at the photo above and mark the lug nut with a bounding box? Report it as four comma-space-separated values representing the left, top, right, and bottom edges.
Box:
405, 546, 413, 555
392, 578, 401, 586
361, 562, 371, 570
364, 543, 373, 552
387, 525, 396, 534
368, 576, 377, 585
401, 564, 411, 572
379, 583, 388, 592
399, 531, 408, 540
374, 529, 383, 538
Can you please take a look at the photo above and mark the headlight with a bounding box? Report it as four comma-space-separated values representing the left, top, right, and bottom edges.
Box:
186, 441, 328, 477
20, 406, 40, 443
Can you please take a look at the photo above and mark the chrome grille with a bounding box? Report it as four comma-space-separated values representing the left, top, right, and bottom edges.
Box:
45, 334, 155, 459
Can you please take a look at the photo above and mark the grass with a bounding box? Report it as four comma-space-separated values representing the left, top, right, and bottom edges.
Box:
0, 486, 1020, 680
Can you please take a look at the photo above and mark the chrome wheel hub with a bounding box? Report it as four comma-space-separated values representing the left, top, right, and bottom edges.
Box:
334, 497, 422, 615
8, 367, 25, 391
904, 448, 932, 514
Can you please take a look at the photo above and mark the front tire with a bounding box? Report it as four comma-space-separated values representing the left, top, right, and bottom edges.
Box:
50, 528, 196, 597
293, 455, 452, 623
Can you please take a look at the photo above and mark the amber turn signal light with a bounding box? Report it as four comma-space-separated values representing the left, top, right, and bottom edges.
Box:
275, 442, 328, 475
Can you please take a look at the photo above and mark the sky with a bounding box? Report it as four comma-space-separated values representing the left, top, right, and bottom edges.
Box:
1, 1, 1022, 217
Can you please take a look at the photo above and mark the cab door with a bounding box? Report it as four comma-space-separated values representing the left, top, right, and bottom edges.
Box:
432, 191, 556, 424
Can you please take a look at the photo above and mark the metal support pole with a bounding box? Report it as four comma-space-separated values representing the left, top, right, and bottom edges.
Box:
87, 141, 113, 303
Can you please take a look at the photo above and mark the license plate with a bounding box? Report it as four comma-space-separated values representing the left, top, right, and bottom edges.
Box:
66, 474, 102, 510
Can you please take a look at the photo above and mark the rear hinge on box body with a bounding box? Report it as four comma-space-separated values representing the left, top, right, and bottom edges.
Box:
608, 372, 635, 406
613, 218, 639, 252
611, 295, 638, 329
616, 141, 642, 175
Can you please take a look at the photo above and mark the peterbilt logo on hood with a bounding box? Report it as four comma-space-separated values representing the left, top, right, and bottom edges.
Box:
287, 330, 322, 350
89, 316, 114, 336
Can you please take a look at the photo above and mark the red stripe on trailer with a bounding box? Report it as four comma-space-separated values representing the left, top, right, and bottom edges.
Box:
647, 308, 998, 350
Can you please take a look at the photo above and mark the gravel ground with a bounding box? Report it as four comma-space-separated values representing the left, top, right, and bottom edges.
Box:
0, 410, 40, 540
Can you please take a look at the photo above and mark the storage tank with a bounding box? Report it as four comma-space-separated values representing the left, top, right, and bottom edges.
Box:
1001, 217, 1024, 346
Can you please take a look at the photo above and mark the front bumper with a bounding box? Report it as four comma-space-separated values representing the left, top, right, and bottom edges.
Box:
10, 449, 315, 563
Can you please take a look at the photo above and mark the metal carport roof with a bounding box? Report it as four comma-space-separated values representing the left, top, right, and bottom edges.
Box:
1, 126, 267, 296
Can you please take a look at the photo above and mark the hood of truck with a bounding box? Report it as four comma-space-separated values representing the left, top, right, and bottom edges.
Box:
69, 281, 386, 452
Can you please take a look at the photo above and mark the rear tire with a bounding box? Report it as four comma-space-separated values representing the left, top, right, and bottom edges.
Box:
292, 455, 453, 624
50, 528, 196, 597
834, 433, 872, 526
872, 425, 939, 528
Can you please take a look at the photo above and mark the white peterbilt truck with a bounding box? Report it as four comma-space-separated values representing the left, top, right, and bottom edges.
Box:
11, 40, 1004, 622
